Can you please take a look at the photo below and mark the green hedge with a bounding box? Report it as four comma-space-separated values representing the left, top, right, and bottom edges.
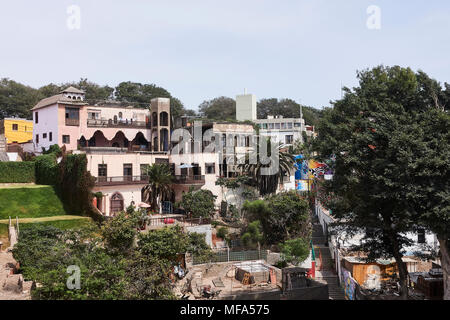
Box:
0, 162, 35, 183
34, 154, 58, 185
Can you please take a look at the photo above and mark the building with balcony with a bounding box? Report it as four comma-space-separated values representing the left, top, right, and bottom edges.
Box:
170, 120, 255, 206
254, 115, 314, 146
32, 87, 172, 216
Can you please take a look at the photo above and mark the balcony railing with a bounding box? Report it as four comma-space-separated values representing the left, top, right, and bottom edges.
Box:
65, 118, 80, 126
147, 216, 211, 228
172, 175, 205, 185
95, 175, 149, 186
87, 119, 151, 128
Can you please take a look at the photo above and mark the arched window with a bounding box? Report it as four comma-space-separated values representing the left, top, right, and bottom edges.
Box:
160, 112, 169, 126
110, 192, 124, 214
113, 115, 118, 124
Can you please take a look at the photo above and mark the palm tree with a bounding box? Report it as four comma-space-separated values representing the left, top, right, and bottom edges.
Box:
238, 137, 294, 196
142, 163, 173, 213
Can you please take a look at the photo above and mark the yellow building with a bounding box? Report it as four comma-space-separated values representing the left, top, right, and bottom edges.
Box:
0, 118, 33, 144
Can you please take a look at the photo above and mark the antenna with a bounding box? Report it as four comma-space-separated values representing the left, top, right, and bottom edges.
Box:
299, 99, 303, 120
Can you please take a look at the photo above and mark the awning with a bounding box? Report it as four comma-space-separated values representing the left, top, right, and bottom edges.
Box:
138, 202, 151, 208
178, 164, 194, 169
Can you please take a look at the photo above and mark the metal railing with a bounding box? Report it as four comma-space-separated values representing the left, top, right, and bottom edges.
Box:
147, 216, 211, 228
87, 119, 151, 128
95, 175, 149, 186
172, 175, 205, 184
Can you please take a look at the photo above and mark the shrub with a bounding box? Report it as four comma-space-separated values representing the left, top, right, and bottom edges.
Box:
0, 161, 35, 183
34, 153, 58, 185
217, 227, 228, 240
179, 188, 217, 218
241, 220, 263, 248
280, 238, 310, 265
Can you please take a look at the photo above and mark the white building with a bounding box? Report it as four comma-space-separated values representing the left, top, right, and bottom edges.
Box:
236, 93, 257, 122
254, 115, 309, 146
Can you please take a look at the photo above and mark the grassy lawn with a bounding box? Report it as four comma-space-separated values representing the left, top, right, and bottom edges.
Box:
0, 185, 66, 219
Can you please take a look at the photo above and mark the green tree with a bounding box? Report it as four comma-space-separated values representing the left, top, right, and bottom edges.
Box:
409, 107, 450, 299
57, 153, 98, 220
101, 211, 139, 252
137, 225, 212, 263
142, 163, 173, 213
257, 98, 322, 127
179, 188, 217, 218
280, 238, 310, 265
243, 191, 310, 244
0, 78, 41, 119
114, 81, 189, 121
241, 220, 263, 249
198, 96, 236, 120
313, 65, 450, 299
12, 223, 176, 300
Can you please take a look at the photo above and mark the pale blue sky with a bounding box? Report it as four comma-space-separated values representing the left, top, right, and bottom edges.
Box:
0, 0, 449, 111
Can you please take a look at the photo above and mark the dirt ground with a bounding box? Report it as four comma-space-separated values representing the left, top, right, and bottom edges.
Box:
0, 250, 31, 300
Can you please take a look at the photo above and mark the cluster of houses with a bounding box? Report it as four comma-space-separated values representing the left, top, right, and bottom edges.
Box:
2, 86, 443, 300
1, 86, 314, 217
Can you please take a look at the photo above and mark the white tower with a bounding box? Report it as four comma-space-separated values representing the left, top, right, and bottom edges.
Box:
236, 91, 256, 121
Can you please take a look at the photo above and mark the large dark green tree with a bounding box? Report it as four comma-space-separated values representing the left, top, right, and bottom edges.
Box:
314, 65, 450, 299
410, 107, 450, 299
198, 96, 236, 120
178, 188, 217, 218
257, 98, 322, 127
0, 78, 192, 121
0, 78, 41, 119
243, 191, 310, 244
114, 81, 187, 120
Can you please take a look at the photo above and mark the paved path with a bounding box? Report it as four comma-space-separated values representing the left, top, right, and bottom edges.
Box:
0, 215, 89, 224
312, 218, 345, 300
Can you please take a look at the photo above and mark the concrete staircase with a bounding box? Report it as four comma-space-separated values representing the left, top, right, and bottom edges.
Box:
0, 134, 9, 162
0, 134, 6, 151
312, 218, 345, 300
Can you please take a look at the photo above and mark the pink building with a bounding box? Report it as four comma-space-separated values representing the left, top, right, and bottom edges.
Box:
32, 87, 258, 217
32, 87, 173, 216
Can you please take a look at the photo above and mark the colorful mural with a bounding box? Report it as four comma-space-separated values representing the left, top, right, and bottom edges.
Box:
294, 155, 331, 189
295, 179, 309, 191
341, 268, 357, 300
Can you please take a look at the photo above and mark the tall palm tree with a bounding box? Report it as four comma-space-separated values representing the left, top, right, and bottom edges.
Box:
142, 163, 173, 213
239, 137, 294, 196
